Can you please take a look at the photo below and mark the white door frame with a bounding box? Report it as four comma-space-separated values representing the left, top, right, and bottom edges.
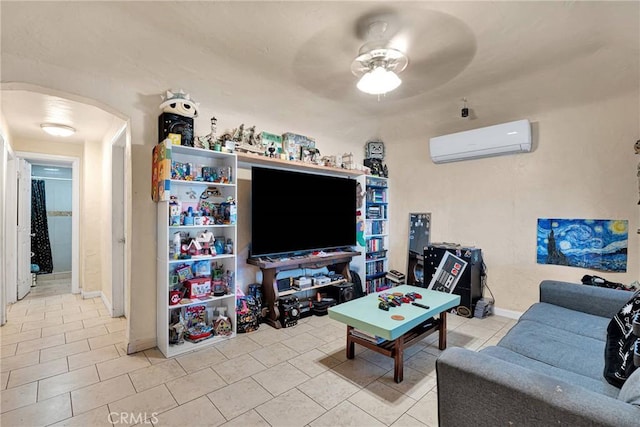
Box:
111, 124, 127, 317
15, 152, 80, 294
5, 153, 18, 306
17, 159, 32, 300
0, 134, 10, 324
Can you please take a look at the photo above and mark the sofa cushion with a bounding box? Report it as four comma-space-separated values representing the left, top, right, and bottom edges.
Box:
520, 302, 609, 341
498, 319, 605, 380
618, 367, 640, 406
604, 290, 640, 387
480, 346, 620, 398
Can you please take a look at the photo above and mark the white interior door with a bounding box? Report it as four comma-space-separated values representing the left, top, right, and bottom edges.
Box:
17, 159, 32, 300
111, 143, 125, 316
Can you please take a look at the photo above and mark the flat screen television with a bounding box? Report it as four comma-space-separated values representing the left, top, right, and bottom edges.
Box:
251, 167, 356, 257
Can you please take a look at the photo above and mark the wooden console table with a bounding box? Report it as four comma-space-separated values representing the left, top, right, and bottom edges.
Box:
246, 251, 359, 328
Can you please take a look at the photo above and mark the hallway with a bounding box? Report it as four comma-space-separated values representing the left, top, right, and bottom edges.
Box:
1, 280, 127, 425
24, 277, 72, 299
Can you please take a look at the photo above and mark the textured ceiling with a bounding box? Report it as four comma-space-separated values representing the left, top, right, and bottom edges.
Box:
1, 90, 122, 144
1, 1, 638, 145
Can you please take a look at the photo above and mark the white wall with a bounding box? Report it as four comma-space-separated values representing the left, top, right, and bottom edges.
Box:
81, 139, 104, 294
386, 92, 639, 312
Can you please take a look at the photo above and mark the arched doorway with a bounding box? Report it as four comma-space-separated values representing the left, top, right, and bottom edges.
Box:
1, 83, 132, 324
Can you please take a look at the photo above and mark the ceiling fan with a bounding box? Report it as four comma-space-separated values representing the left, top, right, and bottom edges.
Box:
290, 7, 476, 104
351, 19, 409, 95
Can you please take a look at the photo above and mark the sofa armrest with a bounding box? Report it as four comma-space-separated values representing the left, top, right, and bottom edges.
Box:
539, 280, 630, 318
436, 347, 639, 427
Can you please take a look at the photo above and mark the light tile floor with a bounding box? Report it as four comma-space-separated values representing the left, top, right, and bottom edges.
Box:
1, 284, 516, 427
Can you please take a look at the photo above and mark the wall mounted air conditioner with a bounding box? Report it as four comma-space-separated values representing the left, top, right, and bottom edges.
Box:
429, 119, 532, 164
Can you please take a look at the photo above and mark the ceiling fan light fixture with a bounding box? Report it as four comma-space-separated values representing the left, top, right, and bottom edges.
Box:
40, 123, 76, 137
357, 66, 402, 95
351, 20, 408, 96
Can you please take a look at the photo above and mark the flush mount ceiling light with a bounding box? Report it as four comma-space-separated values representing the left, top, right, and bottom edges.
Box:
40, 123, 76, 137
351, 21, 408, 96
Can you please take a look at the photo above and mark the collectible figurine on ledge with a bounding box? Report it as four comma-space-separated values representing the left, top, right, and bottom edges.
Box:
158, 89, 199, 147
169, 311, 186, 345
234, 124, 264, 154
195, 116, 218, 150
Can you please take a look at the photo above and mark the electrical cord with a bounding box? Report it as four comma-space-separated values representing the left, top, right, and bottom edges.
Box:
481, 261, 495, 304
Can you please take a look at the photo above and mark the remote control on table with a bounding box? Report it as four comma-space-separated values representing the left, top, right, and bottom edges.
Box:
412, 302, 430, 309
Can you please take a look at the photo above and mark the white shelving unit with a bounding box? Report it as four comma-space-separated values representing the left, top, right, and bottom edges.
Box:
154, 145, 238, 357
364, 176, 390, 294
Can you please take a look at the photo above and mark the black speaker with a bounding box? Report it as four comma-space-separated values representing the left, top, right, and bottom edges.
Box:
330, 283, 355, 304
349, 270, 365, 299
158, 112, 194, 147
278, 296, 300, 328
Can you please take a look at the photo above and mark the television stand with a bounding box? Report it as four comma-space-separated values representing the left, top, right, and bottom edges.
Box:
247, 251, 359, 328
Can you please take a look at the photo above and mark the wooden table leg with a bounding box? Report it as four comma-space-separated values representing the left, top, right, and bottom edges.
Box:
439, 311, 447, 350
346, 326, 355, 359
394, 335, 404, 383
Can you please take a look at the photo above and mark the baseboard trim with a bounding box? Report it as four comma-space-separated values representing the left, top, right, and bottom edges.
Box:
100, 292, 113, 317
126, 338, 157, 355
494, 307, 523, 320
81, 290, 101, 299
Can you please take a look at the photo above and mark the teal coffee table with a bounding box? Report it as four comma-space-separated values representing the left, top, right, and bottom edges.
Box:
328, 285, 460, 383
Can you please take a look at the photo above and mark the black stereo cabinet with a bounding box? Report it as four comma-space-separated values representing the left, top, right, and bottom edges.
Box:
422, 244, 483, 316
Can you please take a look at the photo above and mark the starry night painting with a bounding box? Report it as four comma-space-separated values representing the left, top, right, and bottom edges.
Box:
537, 218, 628, 272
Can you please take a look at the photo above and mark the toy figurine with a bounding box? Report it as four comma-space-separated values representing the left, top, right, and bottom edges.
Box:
158, 90, 198, 147
208, 116, 217, 146
200, 186, 221, 199
186, 240, 202, 256
232, 124, 244, 142
213, 307, 232, 336
235, 125, 264, 154
267, 143, 277, 158
195, 117, 218, 150
196, 230, 216, 255
245, 126, 255, 145
169, 311, 186, 345
160, 89, 199, 118
309, 147, 321, 164
173, 232, 182, 260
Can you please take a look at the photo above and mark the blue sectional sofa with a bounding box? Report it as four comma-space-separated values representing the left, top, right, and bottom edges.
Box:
436, 280, 640, 426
